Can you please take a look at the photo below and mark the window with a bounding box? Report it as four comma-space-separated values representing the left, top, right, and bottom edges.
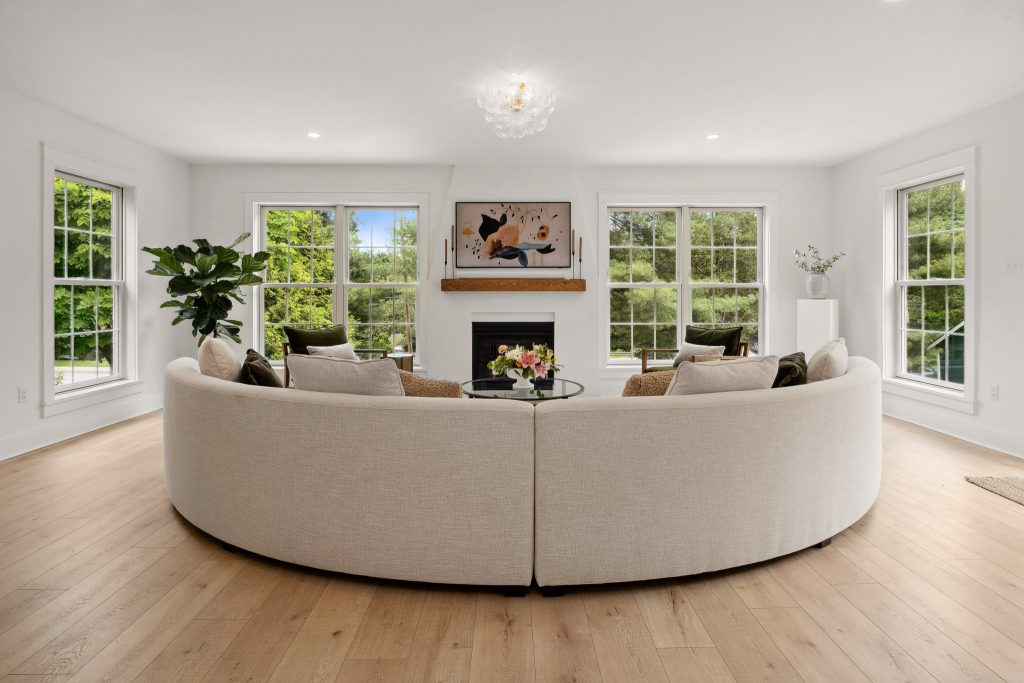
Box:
260, 206, 418, 361
897, 175, 966, 389
51, 174, 124, 391
607, 206, 764, 362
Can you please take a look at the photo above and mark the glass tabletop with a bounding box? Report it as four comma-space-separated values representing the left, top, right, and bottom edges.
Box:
461, 378, 585, 401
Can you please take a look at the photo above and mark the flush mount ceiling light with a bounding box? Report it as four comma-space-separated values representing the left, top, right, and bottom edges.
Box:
706, 133, 721, 140
477, 74, 556, 139
306, 131, 321, 139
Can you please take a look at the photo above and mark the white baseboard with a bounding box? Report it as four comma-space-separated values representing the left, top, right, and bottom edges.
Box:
0, 393, 163, 463
883, 394, 1023, 460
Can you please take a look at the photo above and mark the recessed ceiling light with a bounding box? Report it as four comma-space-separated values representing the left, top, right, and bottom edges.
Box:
306, 131, 321, 139
706, 133, 720, 140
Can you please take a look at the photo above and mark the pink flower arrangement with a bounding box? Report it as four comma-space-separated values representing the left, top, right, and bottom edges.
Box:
487, 343, 561, 381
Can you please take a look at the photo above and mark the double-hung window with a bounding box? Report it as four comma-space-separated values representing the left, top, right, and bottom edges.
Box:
607, 206, 764, 363
259, 206, 419, 361
896, 175, 966, 389
51, 174, 124, 391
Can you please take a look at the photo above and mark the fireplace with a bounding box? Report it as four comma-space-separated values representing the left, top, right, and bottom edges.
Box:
471, 321, 555, 388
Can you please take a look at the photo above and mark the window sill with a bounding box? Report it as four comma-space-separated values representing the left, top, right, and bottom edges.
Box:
881, 378, 975, 414
44, 379, 143, 417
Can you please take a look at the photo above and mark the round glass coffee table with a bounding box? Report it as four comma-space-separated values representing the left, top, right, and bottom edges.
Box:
461, 378, 584, 402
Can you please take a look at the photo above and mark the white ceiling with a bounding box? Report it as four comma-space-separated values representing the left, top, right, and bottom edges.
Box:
2, 0, 1023, 166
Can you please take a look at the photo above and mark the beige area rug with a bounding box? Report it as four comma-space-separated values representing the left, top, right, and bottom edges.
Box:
965, 476, 1024, 506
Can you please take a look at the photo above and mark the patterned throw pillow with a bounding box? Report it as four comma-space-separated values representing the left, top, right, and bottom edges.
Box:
622, 372, 674, 397
399, 371, 463, 398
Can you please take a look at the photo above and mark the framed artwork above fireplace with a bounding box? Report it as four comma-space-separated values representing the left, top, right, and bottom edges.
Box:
456, 201, 571, 269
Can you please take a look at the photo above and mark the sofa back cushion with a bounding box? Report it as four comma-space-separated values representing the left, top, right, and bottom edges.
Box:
685, 325, 743, 356
666, 356, 779, 396
283, 324, 347, 355
287, 354, 405, 396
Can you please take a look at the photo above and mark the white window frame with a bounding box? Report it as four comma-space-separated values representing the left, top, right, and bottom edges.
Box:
879, 148, 976, 413
598, 192, 773, 373
246, 193, 429, 370
41, 145, 141, 416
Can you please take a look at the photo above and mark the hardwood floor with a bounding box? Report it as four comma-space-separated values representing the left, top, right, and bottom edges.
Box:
0, 414, 1021, 682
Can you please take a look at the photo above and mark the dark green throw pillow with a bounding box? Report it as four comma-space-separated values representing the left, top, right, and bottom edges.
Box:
283, 324, 347, 355
684, 325, 743, 356
772, 352, 808, 388
238, 349, 284, 388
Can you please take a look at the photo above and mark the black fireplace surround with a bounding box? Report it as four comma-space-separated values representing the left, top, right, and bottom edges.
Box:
471, 322, 555, 389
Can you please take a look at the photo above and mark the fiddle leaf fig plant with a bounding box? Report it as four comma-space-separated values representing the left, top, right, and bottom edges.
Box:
142, 232, 269, 345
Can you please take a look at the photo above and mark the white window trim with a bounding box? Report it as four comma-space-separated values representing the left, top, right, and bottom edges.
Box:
41, 144, 141, 416
245, 192, 429, 372
597, 192, 774, 376
878, 148, 977, 413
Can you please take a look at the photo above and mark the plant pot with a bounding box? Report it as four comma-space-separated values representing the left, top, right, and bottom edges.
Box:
805, 273, 830, 299
506, 369, 534, 390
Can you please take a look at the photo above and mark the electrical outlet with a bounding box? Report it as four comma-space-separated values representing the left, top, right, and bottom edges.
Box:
1006, 257, 1024, 274
17, 386, 28, 403
989, 385, 1000, 401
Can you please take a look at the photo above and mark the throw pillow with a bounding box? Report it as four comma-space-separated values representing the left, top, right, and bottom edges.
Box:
238, 349, 284, 388
672, 341, 727, 367
307, 342, 359, 360
685, 325, 744, 356
197, 336, 240, 381
807, 338, 848, 382
772, 351, 808, 388
287, 355, 405, 396
666, 356, 779, 396
283, 324, 347, 356
399, 371, 463, 398
622, 371, 674, 397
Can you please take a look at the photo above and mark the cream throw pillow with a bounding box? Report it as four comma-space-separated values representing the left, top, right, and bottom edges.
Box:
672, 342, 727, 366
666, 356, 779, 396
807, 338, 848, 382
307, 342, 359, 360
197, 337, 240, 381
287, 355, 405, 396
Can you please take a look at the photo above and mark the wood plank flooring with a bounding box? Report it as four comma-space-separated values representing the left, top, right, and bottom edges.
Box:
0, 413, 1021, 681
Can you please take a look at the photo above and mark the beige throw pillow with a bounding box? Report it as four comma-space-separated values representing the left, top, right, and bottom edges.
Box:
666, 356, 779, 396
287, 355, 405, 396
807, 338, 848, 382
672, 342, 727, 366
307, 342, 359, 360
197, 336, 241, 381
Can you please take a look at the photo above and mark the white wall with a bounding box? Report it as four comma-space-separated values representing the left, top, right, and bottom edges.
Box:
831, 92, 1024, 457
0, 87, 191, 459
190, 163, 831, 396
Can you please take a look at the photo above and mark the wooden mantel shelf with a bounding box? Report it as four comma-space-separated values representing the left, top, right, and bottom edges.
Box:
441, 278, 587, 292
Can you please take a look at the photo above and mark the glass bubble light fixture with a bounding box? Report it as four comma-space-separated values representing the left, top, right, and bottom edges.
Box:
477, 74, 556, 139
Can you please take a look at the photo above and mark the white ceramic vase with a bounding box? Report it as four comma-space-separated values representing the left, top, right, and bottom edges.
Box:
506, 369, 534, 390
805, 273, 830, 299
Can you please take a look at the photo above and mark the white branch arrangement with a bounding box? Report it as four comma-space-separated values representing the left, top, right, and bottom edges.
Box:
793, 245, 846, 275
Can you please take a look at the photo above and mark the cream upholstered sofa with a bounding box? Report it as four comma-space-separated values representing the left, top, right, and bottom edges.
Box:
164, 356, 881, 587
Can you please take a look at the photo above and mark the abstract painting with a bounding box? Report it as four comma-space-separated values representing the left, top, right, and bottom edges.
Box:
456, 202, 571, 268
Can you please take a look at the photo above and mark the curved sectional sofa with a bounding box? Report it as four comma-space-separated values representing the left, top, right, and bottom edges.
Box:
164, 356, 881, 587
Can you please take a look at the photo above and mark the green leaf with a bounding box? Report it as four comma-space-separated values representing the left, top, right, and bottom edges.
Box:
167, 275, 199, 296
234, 273, 264, 286
172, 245, 197, 266
160, 300, 184, 309
227, 232, 251, 249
